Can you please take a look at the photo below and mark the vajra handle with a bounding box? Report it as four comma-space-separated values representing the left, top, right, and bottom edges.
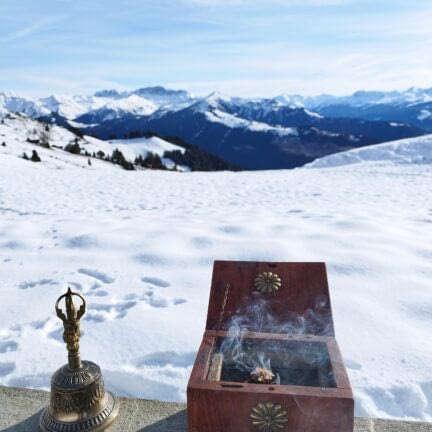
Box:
55, 287, 86, 370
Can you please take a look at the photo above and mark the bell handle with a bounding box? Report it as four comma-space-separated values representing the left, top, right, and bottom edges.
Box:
55, 288, 86, 321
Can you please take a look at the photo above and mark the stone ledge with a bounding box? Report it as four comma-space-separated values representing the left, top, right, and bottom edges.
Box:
1, 386, 431, 431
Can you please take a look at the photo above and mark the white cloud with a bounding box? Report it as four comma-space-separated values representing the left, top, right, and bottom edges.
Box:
166, 41, 432, 98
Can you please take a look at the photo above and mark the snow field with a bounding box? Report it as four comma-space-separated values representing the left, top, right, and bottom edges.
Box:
0, 148, 432, 419
306, 134, 432, 168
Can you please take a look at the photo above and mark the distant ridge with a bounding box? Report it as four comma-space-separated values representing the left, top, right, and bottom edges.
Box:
1, 85, 431, 169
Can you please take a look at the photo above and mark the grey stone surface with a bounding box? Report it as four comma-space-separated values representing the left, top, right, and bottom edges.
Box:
1, 386, 431, 431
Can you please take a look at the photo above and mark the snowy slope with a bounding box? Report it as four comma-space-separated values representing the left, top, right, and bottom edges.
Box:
107, 137, 186, 170
0, 111, 107, 170
0, 111, 184, 170
191, 92, 307, 136
306, 134, 432, 168
0, 92, 50, 118
0, 125, 432, 420
108, 137, 184, 158
204, 109, 298, 136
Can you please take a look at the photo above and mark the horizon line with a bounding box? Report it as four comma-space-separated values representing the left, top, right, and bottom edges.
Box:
2, 82, 432, 101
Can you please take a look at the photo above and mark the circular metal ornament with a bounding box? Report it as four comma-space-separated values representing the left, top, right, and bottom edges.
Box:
250, 401, 288, 432
39, 391, 119, 432
39, 360, 119, 432
254, 272, 282, 294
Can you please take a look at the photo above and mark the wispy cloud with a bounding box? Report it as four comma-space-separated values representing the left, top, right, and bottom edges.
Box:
0, 0, 431, 96
1, 15, 66, 42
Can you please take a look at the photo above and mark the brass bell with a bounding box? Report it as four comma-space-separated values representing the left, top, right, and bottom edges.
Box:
40, 288, 119, 431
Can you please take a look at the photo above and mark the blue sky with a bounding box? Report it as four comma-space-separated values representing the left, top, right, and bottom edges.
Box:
1, 0, 431, 97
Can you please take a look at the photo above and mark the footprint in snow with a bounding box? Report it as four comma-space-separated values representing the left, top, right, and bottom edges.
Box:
66, 235, 98, 249
0, 340, 18, 353
141, 276, 170, 288
18, 278, 57, 290
85, 299, 137, 322
68, 281, 83, 291
86, 289, 109, 297
78, 268, 115, 284
141, 291, 187, 308
140, 276, 187, 308
0, 362, 15, 376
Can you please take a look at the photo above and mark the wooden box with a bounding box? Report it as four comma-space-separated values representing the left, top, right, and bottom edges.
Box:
187, 261, 354, 432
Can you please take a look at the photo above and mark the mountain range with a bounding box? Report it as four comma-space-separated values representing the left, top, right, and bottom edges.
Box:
1, 85, 431, 169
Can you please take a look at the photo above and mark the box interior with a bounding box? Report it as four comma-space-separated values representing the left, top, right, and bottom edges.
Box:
209, 337, 336, 388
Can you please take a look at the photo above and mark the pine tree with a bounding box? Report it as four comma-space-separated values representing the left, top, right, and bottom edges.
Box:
143, 152, 165, 170
111, 149, 134, 170
31, 150, 41, 162
65, 141, 81, 154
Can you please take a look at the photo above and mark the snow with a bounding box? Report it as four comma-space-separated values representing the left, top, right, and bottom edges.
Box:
272, 94, 305, 108
40, 94, 96, 119
0, 112, 185, 171
0, 92, 50, 118
104, 95, 157, 116
418, 110, 432, 121
0, 124, 432, 420
304, 108, 324, 119
0, 112, 89, 160
205, 109, 298, 136
106, 137, 188, 170
9, 87, 191, 122
107, 137, 184, 158
191, 93, 237, 114
38, 94, 159, 121
79, 95, 159, 122
305, 88, 432, 108
306, 134, 432, 168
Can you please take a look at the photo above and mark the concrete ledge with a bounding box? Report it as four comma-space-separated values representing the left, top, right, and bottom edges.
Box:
1, 386, 431, 431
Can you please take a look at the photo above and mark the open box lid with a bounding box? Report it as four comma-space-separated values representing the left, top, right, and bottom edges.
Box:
205, 261, 335, 336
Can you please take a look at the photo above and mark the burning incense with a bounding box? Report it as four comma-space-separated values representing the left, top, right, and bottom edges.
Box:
248, 367, 278, 384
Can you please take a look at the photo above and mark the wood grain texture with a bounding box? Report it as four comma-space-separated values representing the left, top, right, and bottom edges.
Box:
205, 261, 335, 336
188, 262, 354, 432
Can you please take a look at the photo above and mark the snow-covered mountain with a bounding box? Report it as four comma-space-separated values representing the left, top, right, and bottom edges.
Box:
76, 95, 158, 124
81, 92, 423, 169
3, 85, 432, 124
189, 93, 299, 137
302, 88, 432, 132
306, 134, 432, 168
0, 110, 188, 171
0, 91, 50, 118
1, 85, 431, 169
266, 87, 432, 112
0, 87, 193, 126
